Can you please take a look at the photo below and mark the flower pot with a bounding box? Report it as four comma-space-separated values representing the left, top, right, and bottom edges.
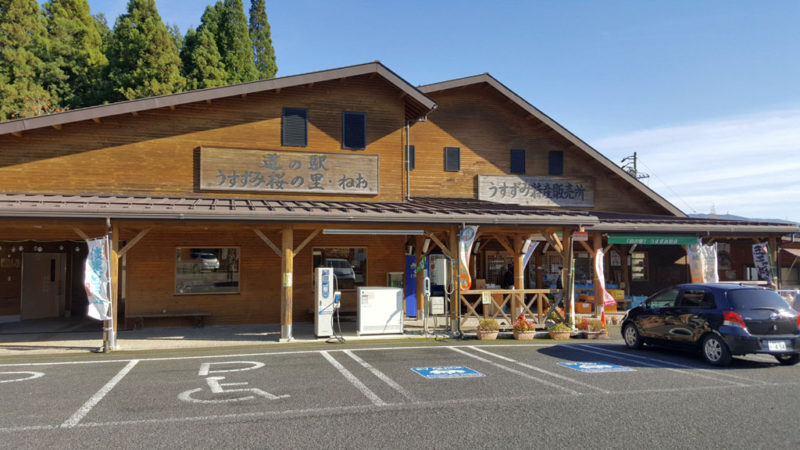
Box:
548, 330, 571, 340
513, 330, 535, 340
476, 330, 499, 340
584, 331, 604, 339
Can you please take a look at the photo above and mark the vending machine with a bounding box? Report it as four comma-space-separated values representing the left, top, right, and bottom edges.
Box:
314, 267, 335, 337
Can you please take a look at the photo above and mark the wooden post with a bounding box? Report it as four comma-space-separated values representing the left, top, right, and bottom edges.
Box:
281, 225, 294, 341
109, 221, 120, 349
562, 228, 575, 326
513, 235, 524, 318
535, 246, 544, 319
449, 226, 459, 333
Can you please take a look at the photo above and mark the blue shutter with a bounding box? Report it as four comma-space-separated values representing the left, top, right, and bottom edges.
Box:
342, 112, 366, 150
549, 151, 564, 175
282, 108, 307, 147
444, 147, 460, 172
510, 149, 525, 174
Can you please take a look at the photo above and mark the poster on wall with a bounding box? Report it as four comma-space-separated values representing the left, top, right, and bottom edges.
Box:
84, 237, 112, 321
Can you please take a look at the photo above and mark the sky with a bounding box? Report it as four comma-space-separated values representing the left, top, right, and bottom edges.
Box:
76, 0, 800, 222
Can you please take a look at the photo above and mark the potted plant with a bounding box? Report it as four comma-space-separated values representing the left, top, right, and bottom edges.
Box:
586, 319, 607, 339
476, 318, 500, 340
547, 322, 572, 340
512, 314, 536, 340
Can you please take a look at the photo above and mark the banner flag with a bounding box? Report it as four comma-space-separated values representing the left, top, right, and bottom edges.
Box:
752, 243, 776, 287
458, 226, 479, 290
521, 241, 539, 271
84, 236, 112, 321
702, 243, 719, 283
687, 240, 719, 283
594, 248, 617, 306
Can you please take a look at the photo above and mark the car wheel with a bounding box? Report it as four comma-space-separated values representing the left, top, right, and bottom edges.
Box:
701, 334, 732, 366
774, 353, 800, 366
622, 323, 643, 349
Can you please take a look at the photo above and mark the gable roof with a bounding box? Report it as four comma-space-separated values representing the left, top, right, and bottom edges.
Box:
0, 61, 437, 136
418, 74, 686, 218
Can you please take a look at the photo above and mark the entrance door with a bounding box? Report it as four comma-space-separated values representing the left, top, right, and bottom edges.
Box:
21, 253, 66, 320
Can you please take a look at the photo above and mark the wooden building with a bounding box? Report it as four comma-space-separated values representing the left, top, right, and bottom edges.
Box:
0, 62, 797, 341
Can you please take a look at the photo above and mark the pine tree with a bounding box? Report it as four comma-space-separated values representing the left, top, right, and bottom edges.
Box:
182, 27, 228, 90
43, 0, 108, 108
0, 0, 59, 121
105, 0, 186, 101
249, 0, 277, 79
201, 0, 258, 84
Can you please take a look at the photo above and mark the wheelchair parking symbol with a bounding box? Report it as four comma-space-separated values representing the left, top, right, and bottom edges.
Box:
558, 362, 634, 373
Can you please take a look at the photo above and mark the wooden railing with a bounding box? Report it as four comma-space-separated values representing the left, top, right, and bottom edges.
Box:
459, 289, 561, 327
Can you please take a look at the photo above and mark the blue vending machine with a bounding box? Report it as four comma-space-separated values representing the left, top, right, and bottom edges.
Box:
404, 255, 417, 317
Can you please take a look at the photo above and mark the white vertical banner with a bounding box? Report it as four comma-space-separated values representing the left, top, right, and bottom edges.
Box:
594, 248, 617, 306
84, 236, 112, 321
702, 243, 719, 283
521, 241, 539, 270
458, 226, 479, 290
688, 240, 719, 283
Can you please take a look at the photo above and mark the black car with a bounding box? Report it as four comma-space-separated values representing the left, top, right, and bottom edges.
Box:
621, 283, 800, 366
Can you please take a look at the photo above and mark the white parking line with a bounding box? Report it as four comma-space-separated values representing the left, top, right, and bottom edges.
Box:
571, 345, 748, 387
465, 346, 610, 394
320, 351, 386, 406
60, 360, 139, 428
343, 350, 418, 402
448, 347, 581, 395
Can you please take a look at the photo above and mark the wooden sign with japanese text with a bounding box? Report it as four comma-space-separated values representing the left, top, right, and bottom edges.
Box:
478, 175, 593, 207
199, 147, 379, 195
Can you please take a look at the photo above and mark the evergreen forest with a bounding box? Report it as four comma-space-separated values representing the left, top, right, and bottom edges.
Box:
0, 0, 277, 122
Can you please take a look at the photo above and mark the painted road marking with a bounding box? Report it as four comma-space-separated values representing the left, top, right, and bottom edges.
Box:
411, 366, 484, 379
179, 376, 289, 404
60, 360, 139, 429
198, 361, 265, 376
466, 346, 611, 394
449, 347, 581, 395
0, 371, 44, 383
320, 351, 386, 406
571, 345, 748, 387
343, 350, 418, 402
558, 362, 634, 373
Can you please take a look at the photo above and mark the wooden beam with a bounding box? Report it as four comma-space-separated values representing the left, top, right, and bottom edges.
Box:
131, 111, 138, 116
578, 240, 594, 254
426, 232, 452, 259
241, 93, 248, 99
92, 117, 101, 124
11, 131, 21, 137
205, 99, 212, 105
281, 225, 293, 340
168, 105, 175, 110
547, 232, 563, 254
73, 227, 90, 241
117, 228, 151, 258
253, 228, 282, 257
492, 234, 515, 256
52, 124, 62, 130
293, 228, 320, 255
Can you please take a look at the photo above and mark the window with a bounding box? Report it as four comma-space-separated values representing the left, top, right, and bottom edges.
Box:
646, 287, 679, 308
406, 145, 415, 171
342, 112, 366, 150
175, 247, 239, 294
548, 150, 564, 175
679, 289, 715, 309
510, 149, 526, 174
631, 251, 648, 281
444, 147, 460, 172
313, 248, 367, 290
282, 108, 307, 147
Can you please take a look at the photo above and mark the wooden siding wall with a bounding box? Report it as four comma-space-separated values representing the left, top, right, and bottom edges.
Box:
0, 75, 407, 202
410, 85, 669, 215
124, 224, 406, 325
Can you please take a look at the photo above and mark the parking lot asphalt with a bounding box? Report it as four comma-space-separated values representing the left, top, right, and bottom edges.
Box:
2, 340, 799, 449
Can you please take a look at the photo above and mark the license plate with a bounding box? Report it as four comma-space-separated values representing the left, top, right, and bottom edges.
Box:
767, 341, 787, 351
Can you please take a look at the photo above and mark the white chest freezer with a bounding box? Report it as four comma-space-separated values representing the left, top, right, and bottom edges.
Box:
357, 287, 403, 335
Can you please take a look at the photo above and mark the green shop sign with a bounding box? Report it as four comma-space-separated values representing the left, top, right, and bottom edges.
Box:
607, 234, 698, 246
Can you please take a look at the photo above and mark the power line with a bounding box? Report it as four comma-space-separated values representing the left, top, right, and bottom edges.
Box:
635, 159, 697, 214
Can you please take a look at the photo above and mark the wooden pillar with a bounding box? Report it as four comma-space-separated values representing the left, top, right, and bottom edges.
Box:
416, 235, 424, 316
281, 225, 294, 341
621, 245, 631, 298
562, 228, 574, 326
449, 226, 459, 333
513, 235, 524, 318
592, 233, 603, 313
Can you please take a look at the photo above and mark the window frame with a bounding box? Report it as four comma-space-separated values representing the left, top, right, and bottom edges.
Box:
281, 107, 308, 147
312, 247, 368, 291
444, 146, 460, 172
631, 251, 648, 281
342, 112, 367, 150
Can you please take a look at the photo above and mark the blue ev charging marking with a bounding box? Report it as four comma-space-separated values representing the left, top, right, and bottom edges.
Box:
558, 362, 634, 373
412, 366, 484, 379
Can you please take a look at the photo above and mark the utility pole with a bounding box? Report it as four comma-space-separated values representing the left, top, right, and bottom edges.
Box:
620, 152, 650, 182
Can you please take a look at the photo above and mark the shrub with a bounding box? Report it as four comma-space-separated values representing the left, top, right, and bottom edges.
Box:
512, 314, 535, 332
478, 318, 500, 331
548, 322, 572, 332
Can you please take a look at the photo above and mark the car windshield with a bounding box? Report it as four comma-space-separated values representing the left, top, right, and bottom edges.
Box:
727, 289, 791, 310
